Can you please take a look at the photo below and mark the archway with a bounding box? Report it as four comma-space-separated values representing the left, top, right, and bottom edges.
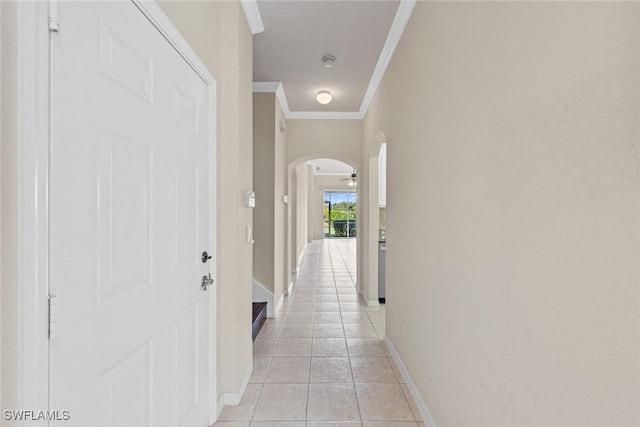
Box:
286, 155, 361, 295
361, 131, 387, 307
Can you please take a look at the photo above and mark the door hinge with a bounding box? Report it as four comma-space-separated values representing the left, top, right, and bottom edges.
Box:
48, 0, 60, 32
48, 294, 58, 339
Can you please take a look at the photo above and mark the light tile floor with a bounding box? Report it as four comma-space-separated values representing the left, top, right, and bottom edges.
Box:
215, 239, 424, 427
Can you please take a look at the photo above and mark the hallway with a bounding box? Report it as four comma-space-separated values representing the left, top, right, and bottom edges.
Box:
217, 239, 423, 425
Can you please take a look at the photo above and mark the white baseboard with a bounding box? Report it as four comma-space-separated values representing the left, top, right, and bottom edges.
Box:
252, 279, 275, 317
221, 362, 253, 406
215, 395, 224, 420
296, 243, 307, 272
366, 300, 380, 307
384, 336, 438, 427
287, 281, 293, 295
275, 290, 286, 314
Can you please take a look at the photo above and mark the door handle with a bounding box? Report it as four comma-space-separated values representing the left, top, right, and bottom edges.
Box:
201, 273, 214, 291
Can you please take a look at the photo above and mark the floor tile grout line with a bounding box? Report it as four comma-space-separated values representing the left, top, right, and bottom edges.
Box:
251, 240, 393, 425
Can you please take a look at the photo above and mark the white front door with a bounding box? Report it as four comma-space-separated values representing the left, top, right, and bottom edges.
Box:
49, 2, 214, 426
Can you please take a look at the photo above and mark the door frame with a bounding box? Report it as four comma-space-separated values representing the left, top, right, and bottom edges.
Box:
16, 1, 219, 422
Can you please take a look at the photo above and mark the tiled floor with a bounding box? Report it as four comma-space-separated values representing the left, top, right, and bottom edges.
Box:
215, 239, 424, 427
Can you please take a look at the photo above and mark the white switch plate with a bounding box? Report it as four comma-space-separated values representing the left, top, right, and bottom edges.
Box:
246, 191, 255, 208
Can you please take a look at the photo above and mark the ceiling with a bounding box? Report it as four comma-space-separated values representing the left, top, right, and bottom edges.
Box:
308, 158, 354, 175
252, 0, 402, 115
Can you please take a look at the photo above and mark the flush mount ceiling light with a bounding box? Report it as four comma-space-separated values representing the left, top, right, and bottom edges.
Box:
322, 55, 336, 68
316, 90, 332, 105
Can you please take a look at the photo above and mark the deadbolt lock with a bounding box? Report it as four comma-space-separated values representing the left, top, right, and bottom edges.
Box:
201, 251, 212, 263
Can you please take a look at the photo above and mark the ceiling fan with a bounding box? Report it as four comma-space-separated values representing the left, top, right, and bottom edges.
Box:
341, 169, 357, 187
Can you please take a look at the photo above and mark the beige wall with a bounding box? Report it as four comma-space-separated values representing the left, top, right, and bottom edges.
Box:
252, 92, 287, 307
294, 163, 310, 266
274, 99, 287, 302
286, 119, 363, 287
307, 165, 314, 245
364, 2, 640, 426
1, 0, 17, 415
252, 93, 276, 292
156, 0, 255, 397
286, 119, 362, 166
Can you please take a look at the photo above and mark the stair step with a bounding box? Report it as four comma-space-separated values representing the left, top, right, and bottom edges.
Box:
252, 302, 268, 342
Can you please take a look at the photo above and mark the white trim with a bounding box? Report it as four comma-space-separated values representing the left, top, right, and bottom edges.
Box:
216, 395, 225, 421
252, 81, 291, 119
384, 336, 438, 427
16, 0, 50, 413
252, 81, 280, 93
132, 1, 216, 84
251, 0, 415, 120
358, 0, 416, 117
366, 300, 381, 307
275, 83, 290, 117
222, 362, 253, 406
206, 78, 219, 427
275, 291, 286, 314
287, 281, 294, 295
296, 243, 308, 271
240, 0, 264, 35
252, 279, 275, 318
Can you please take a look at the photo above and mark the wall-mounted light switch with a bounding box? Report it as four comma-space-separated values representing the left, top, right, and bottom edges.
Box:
247, 191, 256, 208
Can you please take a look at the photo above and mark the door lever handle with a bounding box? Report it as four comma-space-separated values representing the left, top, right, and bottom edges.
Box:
201, 273, 214, 291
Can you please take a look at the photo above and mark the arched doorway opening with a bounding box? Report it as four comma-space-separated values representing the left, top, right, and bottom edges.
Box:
286, 155, 361, 294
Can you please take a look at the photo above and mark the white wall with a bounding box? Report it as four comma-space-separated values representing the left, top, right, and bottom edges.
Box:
364, 2, 640, 426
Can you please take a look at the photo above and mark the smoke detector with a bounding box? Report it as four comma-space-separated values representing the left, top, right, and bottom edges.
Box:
322, 55, 336, 68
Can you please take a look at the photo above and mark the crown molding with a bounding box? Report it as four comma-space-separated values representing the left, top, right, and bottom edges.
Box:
253, 82, 292, 118
251, 0, 416, 120
275, 83, 291, 117
253, 82, 280, 93
253, 82, 360, 120
240, 0, 264, 35
358, 0, 416, 117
